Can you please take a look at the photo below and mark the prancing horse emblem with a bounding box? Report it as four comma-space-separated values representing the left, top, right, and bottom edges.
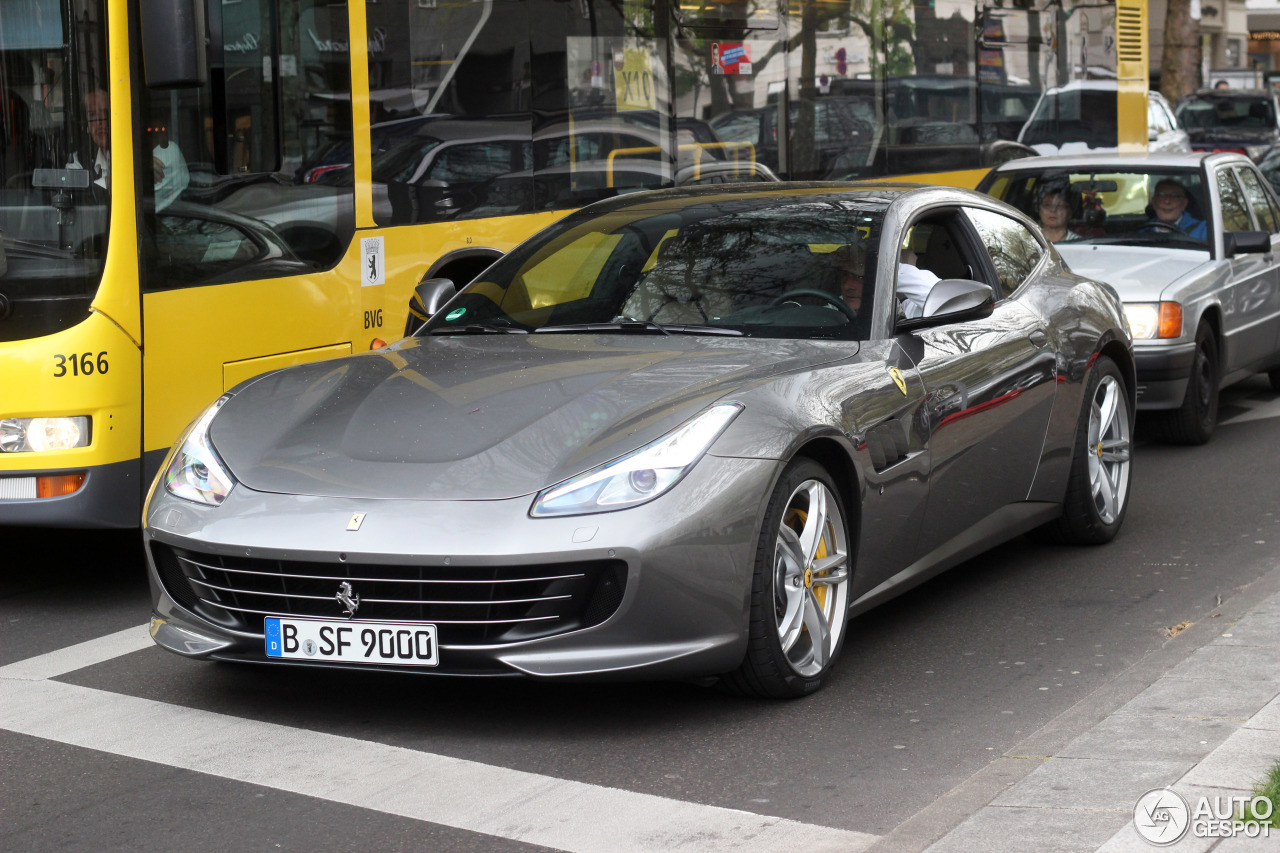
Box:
336, 581, 360, 618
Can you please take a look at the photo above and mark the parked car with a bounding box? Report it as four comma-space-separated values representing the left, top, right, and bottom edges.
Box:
1018, 81, 1189, 155
979, 152, 1280, 444
1175, 88, 1280, 161
144, 182, 1133, 698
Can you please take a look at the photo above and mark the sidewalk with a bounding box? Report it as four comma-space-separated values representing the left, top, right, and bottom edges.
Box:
916, 583, 1280, 852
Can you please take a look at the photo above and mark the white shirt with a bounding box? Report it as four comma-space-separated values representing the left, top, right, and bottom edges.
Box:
897, 263, 939, 318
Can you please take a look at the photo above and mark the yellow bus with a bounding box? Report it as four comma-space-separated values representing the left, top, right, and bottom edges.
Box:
0, 0, 1147, 527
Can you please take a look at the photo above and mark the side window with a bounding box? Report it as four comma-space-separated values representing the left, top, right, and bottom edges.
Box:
1217, 168, 1253, 232
963, 208, 1044, 298
141, 0, 355, 289
1236, 167, 1279, 232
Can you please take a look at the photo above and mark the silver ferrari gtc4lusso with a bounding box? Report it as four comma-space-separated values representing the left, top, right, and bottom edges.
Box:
144, 183, 1135, 697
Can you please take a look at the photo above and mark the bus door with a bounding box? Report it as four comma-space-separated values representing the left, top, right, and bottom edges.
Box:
137, 0, 359, 475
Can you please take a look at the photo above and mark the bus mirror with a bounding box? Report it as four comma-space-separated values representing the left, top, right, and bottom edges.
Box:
139, 0, 208, 88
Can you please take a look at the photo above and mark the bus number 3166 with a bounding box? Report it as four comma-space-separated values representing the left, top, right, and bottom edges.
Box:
53, 352, 109, 377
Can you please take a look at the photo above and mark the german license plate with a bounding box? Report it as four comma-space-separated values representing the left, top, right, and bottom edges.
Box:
264, 616, 438, 667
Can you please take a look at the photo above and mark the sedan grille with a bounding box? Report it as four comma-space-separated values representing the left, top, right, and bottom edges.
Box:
151, 543, 627, 645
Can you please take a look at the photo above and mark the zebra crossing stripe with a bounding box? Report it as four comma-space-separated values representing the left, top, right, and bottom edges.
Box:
0, 628, 877, 853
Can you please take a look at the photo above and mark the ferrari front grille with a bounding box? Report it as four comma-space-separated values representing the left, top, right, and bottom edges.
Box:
151, 543, 627, 645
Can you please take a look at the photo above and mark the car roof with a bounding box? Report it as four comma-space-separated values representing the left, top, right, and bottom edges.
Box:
991, 151, 1252, 172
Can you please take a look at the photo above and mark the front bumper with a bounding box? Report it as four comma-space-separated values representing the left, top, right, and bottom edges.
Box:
144, 454, 778, 681
1133, 341, 1196, 410
0, 458, 142, 528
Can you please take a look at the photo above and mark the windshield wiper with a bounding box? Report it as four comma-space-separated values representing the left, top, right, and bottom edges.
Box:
533, 321, 743, 336
428, 323, 528, 335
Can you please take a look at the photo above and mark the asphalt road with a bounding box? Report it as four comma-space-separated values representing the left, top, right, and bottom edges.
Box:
3, 376, 1278, 852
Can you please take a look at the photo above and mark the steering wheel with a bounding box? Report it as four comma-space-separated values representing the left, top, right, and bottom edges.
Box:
1140, 221, 1186, 235
768, 289, 857, 321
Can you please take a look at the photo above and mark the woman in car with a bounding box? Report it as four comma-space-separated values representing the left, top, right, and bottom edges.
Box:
1036, 184, 1082, 243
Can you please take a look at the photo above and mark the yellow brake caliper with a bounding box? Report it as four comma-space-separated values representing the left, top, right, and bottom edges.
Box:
783, 508, 829, 617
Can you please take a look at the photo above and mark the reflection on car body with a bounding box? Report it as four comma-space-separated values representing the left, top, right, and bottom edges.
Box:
144, 183, 1133, 698
980, 151, 1280, 444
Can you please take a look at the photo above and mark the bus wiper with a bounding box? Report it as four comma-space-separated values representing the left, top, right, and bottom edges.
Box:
428, 323, 527, 335
534, 322, 743, 336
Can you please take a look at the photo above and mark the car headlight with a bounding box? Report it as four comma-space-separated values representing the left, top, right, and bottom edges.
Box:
162, 396, 236, 506
0, 416, 91, 452
1125, 302, 1183, 340
530, 402, 743, 518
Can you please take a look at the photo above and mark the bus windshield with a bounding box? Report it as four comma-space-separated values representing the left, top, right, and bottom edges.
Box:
0, 0, 110, 342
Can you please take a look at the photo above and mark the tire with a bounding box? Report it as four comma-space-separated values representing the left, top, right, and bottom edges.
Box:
1155, 323, 1219, 445
1041, 355, 1133, 545
722, 459, 852, 698
1268, 367, 1280, 393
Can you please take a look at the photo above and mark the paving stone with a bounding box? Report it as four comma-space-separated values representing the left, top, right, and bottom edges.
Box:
1209, 828, 1280, 850
1057, 716, 1235, 762
1162, 645, 1280, 683
1180, 728, 1280, 790
1244, 696, 1280, 732
991, 757, 1192, 811
1095, 820, 1218, 852
923, 806, 1124, 853
1213, 612, 1280, 648
1113, 677, 1279, 722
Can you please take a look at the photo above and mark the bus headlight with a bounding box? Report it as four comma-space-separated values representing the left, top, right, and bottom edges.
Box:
530, 403, 742, 517
0, 416, 91, 452
163, 397, 236, 506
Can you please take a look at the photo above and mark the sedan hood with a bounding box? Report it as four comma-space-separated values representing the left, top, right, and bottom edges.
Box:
1055, 244, 1208, 300
211, 334, 851, 500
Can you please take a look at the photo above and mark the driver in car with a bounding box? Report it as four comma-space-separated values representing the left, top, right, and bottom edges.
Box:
1149, 179, 1207, 240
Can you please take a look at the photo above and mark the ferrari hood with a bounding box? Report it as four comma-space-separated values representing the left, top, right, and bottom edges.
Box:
211, 334, 851, 500
1055, 244, 1209, 300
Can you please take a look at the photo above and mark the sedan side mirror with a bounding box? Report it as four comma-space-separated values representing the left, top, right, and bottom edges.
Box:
1224, 231, 1271, 257
897, 279, 996, 332
405, 277, 456, 337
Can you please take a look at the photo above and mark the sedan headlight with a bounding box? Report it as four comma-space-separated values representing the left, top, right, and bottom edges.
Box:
1125, 302, 1183, 340
163, 396, 236, 506
0, 416, 91, 452
530, 403, 743, 518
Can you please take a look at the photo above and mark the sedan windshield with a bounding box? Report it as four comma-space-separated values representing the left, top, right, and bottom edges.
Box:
422, 192, 888, 340
983, 167, 1209, 249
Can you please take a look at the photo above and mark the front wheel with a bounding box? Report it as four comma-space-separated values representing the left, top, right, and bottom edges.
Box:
722, 459, 852, 698
1042, 355, 1133, 545
1155, 323, 1219, 445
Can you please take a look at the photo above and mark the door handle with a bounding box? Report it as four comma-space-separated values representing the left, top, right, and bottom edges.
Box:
1028, 328, 1048, 347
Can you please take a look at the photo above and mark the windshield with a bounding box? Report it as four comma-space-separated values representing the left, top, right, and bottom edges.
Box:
984, 167, 1209, 250
1020, 89, 1119, 150
0, 0, 110, 342
1177, 94, 1276, 131
422, 193, 887, 340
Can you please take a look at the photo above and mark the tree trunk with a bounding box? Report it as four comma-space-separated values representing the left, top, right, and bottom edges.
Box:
1161, 0, 1201, 104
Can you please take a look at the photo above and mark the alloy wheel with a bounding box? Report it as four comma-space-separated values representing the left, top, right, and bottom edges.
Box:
773, 480, 850, 677
1087, 374, 1131, 525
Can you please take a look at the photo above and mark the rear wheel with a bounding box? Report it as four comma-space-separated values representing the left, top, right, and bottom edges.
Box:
1043, 355, 1132, 545
722, 459, 852, 698
1155, 323, 1219, 445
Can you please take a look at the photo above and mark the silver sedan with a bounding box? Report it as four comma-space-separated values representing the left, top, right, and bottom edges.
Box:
980, 152, 1280, 444
144, 183, 1134, 697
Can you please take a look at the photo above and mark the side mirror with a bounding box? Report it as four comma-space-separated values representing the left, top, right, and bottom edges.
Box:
139, 0, 208, 88
1224, 231, 1271, 257
405, 277, 456, 336
897, 279, 996, 332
